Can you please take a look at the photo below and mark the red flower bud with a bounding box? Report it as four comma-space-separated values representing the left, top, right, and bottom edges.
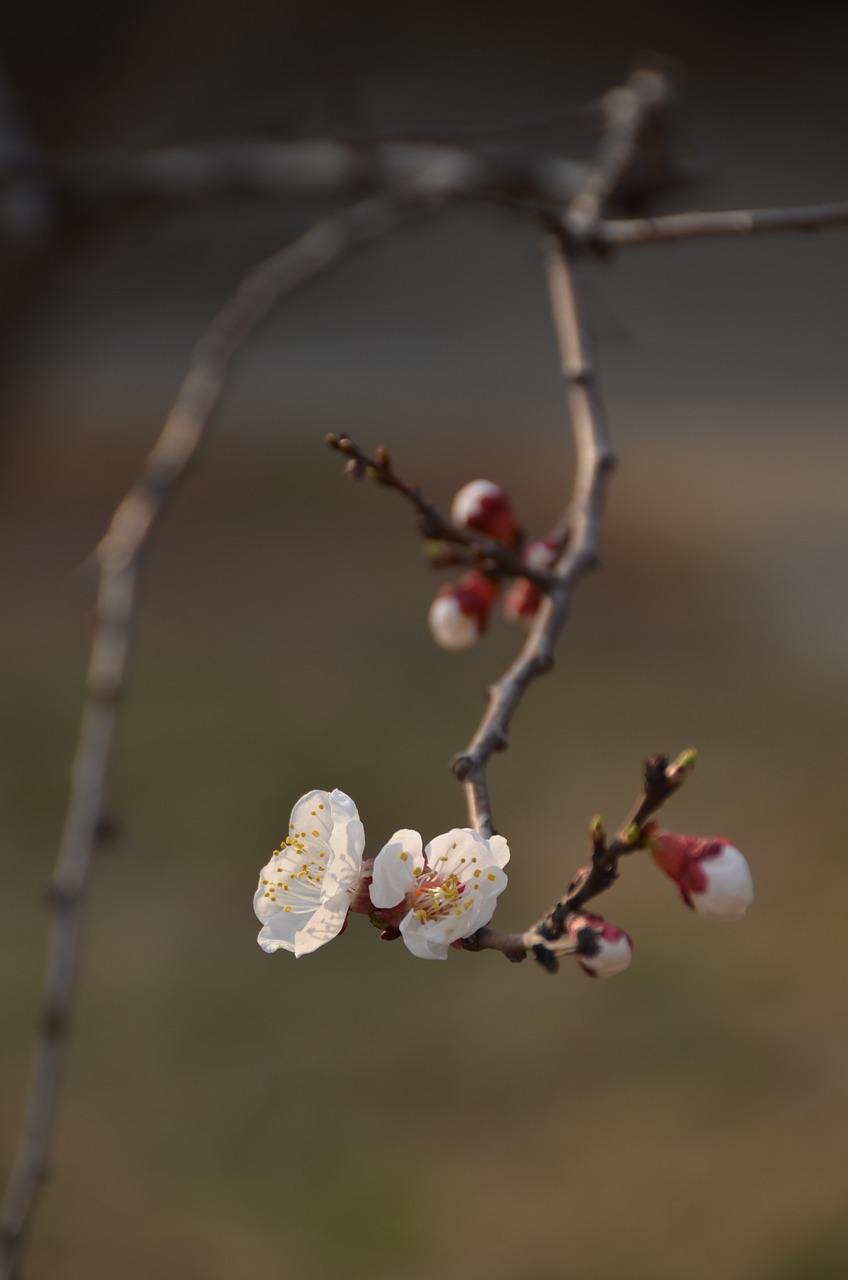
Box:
451, 480, 522, 548
428, 572, 499, 650
568, 911, 633, 978
502, 538, 557, 624
647, 828, 754, 919
502, 578, 542, 622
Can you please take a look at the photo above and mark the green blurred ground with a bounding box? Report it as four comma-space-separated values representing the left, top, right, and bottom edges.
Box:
2, 403, 848, 1280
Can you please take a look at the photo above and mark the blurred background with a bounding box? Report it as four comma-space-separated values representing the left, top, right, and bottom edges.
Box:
2, 2, 848, 1278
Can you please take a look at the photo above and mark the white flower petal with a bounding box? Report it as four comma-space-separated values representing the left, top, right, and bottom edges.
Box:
400, 916, 450, 960
325, 818, 366, 895
257, 905, 307, 952
293, 890, 351, 956
424, 827, 488, 876
488, 834, 510, 869
328, 789, 359, 824
693, 844, 754, 919
370, 829, 423, 908
288, 790, 338, 847
257, 927, 294, 954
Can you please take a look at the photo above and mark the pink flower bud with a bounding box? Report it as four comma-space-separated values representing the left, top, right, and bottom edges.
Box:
428, 572, 499, 650
502, 538, 557, 624
569, 911, 633, 978
648, 828, 754, 919
450, 479, 522, 547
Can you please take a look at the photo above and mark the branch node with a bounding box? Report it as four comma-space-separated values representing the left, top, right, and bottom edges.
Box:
41, 1005, 68, 1040
452, 753, 475, 781
43, 882, 79, 911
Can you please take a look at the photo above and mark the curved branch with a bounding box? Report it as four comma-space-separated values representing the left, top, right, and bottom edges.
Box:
0, 175, 454, 1280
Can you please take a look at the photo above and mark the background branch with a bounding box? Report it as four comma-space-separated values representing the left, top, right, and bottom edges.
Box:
0, 177, 454, 1280
0, 137, 589, 211
586, 199, 848, 247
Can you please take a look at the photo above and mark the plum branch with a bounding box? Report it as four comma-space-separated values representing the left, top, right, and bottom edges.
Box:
1, 58, 844, 1280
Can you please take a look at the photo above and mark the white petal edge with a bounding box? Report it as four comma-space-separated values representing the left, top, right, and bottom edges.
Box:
400, 916, 450, 960
324, 817, 366, 895
328, 789, 360, 823
371, 829, 423, 908
293, 890, 351, 957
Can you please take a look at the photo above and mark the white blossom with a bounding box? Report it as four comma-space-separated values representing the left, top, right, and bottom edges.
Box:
371, 826, 509, 959
254, 788, 365, 957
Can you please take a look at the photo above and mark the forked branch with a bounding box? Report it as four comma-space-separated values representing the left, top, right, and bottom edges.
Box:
464, 748, 697, 966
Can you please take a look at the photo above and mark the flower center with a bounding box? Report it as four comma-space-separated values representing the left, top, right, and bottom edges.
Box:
407, 865, 466, 922
260, 827, 328, 908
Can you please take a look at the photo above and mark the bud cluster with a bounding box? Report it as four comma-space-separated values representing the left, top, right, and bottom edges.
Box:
428, 478, 558, 650
554, 821, 754, 981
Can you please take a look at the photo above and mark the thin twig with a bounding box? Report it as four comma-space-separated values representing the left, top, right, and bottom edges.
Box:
585, 199, 848, 247
463, 748, 697, 966
568, 66, 673, 231
0, 174, 455, 1280
326, 434, 555, 588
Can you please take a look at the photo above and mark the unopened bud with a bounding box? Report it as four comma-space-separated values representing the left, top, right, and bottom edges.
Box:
647, 828, 754, 919
502, 538, 557, 624
666, 747, 697, 783
502, 578, 542, 622
451, 480, 522, 547
569, 912, 633, 978
428, 572, 499, 650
